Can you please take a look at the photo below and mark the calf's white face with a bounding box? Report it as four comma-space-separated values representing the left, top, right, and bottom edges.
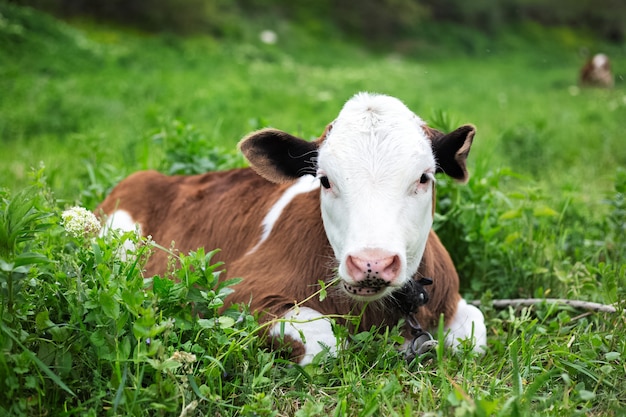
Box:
317, 94, 436, 299
239, 93, 475, 302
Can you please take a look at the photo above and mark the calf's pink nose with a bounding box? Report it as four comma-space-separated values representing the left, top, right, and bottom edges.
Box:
346, 251, 401, 283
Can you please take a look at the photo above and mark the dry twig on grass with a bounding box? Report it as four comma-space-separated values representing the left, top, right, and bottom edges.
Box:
471, 298, 618, 313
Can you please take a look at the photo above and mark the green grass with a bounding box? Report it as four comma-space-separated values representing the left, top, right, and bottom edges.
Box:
1, 3, 625, 416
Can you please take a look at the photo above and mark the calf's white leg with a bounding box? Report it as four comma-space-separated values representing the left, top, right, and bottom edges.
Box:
444, 298, 487, 353
269, 307, 337, 366
100, 209, 142, 260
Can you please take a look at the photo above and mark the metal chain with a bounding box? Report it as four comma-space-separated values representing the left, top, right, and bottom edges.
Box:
404, 313, 438, 362
394, 277, 438, 363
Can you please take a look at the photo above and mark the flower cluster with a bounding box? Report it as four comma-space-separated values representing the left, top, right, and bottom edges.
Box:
170, 351, 197, 364
169, 350, 197, 376
61, 206, 101, 239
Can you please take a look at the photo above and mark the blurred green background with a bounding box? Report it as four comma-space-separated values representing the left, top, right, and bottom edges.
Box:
9, 0, 626, 41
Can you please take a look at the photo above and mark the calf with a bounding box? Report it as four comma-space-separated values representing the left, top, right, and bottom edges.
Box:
98, 93, 487, 365
580, 53, 614, 88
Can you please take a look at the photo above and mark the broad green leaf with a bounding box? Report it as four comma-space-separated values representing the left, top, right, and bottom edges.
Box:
153, 275, 174, 296
35, 311, 66, 342
89, 329, 106, 347
0, 259, 14, 271
55, 350, 73, 377
147, 358, 182, 372
499, 209, 521, 220
99, 292, 120, 320
198, 318, 216, 329
218, 316, 235, 329
578, 390, 595, 401
533, 206, 558, 217
505, 231, 521, 245
14, 252, 51, 267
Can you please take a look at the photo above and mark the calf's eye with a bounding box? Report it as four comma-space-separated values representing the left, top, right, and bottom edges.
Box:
419, 173, 430, 184
320, 176, 331, 189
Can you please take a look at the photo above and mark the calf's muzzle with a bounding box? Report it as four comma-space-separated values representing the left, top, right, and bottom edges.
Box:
345, 249, 401, 286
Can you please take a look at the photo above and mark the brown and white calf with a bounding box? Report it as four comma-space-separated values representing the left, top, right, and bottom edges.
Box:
580, 53, 614, 88
98, 93, 487, 365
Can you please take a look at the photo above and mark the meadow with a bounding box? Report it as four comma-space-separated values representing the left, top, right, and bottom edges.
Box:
1, 3, 625, 416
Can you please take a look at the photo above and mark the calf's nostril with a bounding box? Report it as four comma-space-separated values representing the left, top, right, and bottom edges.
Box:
346, 252, 401, 283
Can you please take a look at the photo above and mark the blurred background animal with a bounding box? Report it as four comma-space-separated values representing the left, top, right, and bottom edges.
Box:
580, 53, 614, 88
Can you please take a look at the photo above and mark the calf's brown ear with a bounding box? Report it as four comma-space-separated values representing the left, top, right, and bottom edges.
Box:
425, 124, 476, 183
239, 128, 319, 183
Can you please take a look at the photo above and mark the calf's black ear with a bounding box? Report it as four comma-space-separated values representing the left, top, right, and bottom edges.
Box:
425, 124, 476, 183
239, 128, 319, 184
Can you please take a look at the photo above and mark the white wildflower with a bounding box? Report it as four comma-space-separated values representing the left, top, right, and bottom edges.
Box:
61, 206, 101, 238
169, 350, 198, 375
170, 351, 197, 364
179, 400, 198, 417
259, 29, 277, 45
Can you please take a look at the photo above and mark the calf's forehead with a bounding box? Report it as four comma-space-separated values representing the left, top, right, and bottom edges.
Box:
318, 94, 434, 173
